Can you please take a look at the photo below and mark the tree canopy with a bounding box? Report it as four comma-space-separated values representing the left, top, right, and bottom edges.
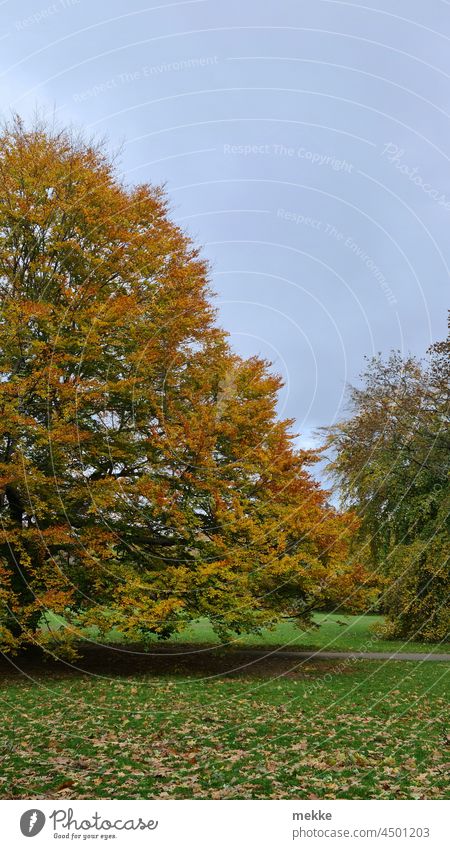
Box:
326, 323, 450, 641
0, 117, 365, 655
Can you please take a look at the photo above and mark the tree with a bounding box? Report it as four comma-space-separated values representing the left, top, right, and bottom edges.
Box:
325, 324, 450, 641
0, 117, 363, 655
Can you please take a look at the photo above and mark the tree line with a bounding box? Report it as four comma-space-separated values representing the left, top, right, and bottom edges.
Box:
0, 118, 447, 654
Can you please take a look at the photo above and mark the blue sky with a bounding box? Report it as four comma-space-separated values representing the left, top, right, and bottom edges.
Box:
1, 0, 449, 455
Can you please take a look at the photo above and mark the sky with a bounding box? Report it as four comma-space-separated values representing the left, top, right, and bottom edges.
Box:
0, 0, 449, 458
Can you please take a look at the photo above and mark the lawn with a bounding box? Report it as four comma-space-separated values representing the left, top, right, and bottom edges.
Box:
159, 613, 448, 654
46, 612, 448, 655
0, 651, 448, 800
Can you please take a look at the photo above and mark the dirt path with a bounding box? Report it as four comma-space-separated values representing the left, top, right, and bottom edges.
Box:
223, 648, 450, 662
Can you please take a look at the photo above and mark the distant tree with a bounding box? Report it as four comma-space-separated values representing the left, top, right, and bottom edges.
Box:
0, 117, 365, 654
326, 321, 450, 641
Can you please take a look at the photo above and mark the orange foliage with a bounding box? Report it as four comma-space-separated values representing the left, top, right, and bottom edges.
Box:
0, 117, 366, 653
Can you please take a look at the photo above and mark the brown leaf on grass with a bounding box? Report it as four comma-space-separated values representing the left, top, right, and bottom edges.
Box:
52, 756, 72, 766
53, 780, 75, 792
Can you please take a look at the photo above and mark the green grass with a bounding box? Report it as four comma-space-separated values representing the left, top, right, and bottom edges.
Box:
46, 612, 449, 655
1, 659, 448, 799
159, 613, 448, 654
51, 612, 446, 655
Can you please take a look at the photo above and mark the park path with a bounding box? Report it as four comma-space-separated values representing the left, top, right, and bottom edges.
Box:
142, 643, 450, 663
220, 648, 450, 662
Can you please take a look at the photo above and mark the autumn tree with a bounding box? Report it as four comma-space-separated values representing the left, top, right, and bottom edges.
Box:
0, 117, 363, 655
326, 325, 450, 641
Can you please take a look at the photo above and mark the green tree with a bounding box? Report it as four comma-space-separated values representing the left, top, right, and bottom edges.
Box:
326, 323, 450, 641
